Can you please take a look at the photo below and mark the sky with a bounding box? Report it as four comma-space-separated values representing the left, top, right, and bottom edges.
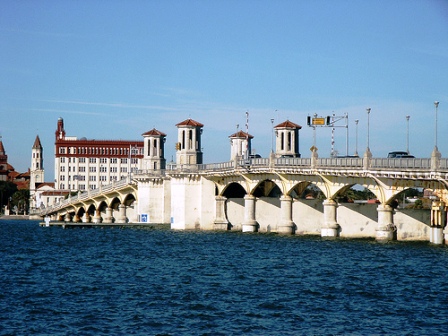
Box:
1, 0, 448, 181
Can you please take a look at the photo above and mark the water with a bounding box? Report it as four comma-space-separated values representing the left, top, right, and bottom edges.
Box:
1, 220, 448, 335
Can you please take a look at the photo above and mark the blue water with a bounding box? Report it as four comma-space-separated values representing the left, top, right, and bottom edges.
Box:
1, 220, 448, 335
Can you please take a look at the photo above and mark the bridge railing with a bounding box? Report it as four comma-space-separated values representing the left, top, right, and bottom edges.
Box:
370, 158, 431, 169
317, 157, 363, 168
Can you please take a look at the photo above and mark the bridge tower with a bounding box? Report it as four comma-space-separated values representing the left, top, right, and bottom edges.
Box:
175, 119, 203, 165
274, 120, 302, 158
229, 130, 253, 160
142, 128, 166, 170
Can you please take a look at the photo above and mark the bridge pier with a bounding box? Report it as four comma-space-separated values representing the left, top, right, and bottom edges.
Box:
64, 214, 71, 223
376, 204, 396, 241
278, 195, 294, 234
92, 209, 102, 224
431, 201, 446, 244
321, 199, 340, 237
103, 207, 113, 223
214, 196, 229, 230
115, 204, 127, 223
82, 212, 90, 223
242, 195, 258, 232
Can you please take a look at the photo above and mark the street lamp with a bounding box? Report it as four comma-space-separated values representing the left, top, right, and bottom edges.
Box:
366, 108, 371, 150
270, 118, 275, 153
434, 101, 439, 149
354, 119, 359, 156
406, 115, 410, 154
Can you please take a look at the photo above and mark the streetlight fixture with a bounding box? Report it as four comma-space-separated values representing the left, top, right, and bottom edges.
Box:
271, 118, 275, 153
366, 108, 371, 150
406, 115, 410, 154
354, 119, 359, 156
434, 101, 439, 149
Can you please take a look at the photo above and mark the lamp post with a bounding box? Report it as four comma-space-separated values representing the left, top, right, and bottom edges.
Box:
366, 107, 371, 150
354, 119, 359, 156
406, 115, 410, 154
434, 101, 439, 149
271, 118, 274, 153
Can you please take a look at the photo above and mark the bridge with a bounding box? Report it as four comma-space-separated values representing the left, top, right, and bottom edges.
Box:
37, 154, 448, 244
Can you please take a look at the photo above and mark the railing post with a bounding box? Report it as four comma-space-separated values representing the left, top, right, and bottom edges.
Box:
363, 148, 372, 170
431, 147, 441, 171
310, 147, 318, 169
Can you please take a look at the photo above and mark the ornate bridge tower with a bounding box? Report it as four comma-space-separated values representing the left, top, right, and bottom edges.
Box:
274, 120, 302, 158
229, 130, 253, 160
142, 128, 166, 170
175, 119, 203, 165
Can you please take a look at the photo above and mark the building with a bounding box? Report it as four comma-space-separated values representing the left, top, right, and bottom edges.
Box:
54, 117, 145, 191
274, 120, 302, 158
229, 130, 253, 160
175, 119, 203, 165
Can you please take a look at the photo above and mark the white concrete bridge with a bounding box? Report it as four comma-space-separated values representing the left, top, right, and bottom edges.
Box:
38, 155, 448, 244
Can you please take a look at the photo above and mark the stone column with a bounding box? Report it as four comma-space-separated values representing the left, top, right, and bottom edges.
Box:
92, 209, 102, 224
102, 207, 113, 223
81, 212, 90, 223
321, 199, 340, 237
214, 196, 229, 230
115, 204, 127, 223
242, 195, 258, 232
278, 195, 294, 234
376, 204, 396, 241
431, 201, 445, 245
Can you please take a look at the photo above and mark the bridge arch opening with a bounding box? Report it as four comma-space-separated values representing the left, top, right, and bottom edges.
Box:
289, 182, 326, 200
222, 182, 246, 198
252, 179, 282, 198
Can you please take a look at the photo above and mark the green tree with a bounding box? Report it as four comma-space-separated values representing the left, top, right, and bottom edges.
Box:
0, 181, 18, 214
12, 189, 30, 215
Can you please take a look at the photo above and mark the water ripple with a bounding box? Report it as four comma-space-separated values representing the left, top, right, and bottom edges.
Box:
1, 221, 447, 335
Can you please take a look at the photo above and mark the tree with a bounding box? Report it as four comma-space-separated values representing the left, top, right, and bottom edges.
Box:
12, 189, 30, 215
0, 181, 18, 214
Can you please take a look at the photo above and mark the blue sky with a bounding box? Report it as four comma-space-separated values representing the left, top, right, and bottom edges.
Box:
1, 0, 447, 180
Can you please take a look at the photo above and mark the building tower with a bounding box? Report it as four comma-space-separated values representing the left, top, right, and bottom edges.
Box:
175, 119, 203, 165
0, 137, 8, 182
29, 135, 45, 210
142, 128, 167, 170
55, 117, 66, 141
30, 135, 44, 188
229, 130, 253, 160
274, 120, 302, 158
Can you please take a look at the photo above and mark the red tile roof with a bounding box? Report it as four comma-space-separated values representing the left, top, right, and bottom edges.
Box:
176, 118, 204, 127
274, 120, 302, 129
142, 128, 167, 137
229, 130, 254, 139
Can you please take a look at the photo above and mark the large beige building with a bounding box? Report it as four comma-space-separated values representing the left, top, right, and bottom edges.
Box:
53, 117, 163, 191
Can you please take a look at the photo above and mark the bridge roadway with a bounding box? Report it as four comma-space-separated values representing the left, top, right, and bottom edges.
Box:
38, 156, 448, 243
